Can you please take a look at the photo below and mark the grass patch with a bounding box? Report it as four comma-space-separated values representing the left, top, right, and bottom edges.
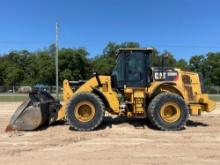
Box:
0, 93, 63, 102
0, 95, 28, 102
209, 95, 220, 101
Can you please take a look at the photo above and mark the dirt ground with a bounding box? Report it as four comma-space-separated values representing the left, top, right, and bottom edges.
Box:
0, 102, 220, 165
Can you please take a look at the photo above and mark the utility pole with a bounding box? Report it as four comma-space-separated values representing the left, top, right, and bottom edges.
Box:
55, 22, 59, 100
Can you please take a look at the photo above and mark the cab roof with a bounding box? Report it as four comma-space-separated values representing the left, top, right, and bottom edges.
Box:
118, 48, 153, 51
117, 48, 153, 54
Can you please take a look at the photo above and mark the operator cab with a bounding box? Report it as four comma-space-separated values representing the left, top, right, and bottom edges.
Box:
111, 48, 153, 89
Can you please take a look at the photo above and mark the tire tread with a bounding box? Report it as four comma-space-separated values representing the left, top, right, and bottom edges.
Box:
67, 92, 105, 131
147, 92, 189, 131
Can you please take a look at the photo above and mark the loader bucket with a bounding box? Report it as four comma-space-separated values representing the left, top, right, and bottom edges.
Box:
5, 90, 61, 132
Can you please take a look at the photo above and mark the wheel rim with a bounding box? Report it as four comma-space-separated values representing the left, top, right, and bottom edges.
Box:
160, 102, 181, 123
74, 101, 95, 122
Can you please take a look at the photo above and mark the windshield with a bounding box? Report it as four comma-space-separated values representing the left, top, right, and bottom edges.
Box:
112, 50, 151, 88
112, 53, 124, 82
126, 51, 146, 82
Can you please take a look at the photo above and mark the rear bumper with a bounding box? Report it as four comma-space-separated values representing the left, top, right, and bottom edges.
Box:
189, 94, 216, 115
199, 94, 216, 112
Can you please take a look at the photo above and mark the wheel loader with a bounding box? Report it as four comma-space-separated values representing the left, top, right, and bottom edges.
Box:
6, 48, 216, 132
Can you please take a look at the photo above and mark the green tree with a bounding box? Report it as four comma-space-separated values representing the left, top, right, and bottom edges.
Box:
161, 51, 176, 67
176, 59, 188, 70
92, 55, 116, 75
189, 55, 205, 73
150, 48, 160, 66
203, 53, 220, 85
0, 56, 5, 85
93, 42, 140, 75
0, 44, 219, 87
1, 51, 27, 85
149, 49, 178, 68
103, 42, 140, 57
21, 54, 39, 85
59, 48, 91, 82
36, 51, 56, 85
4, 66, 24, 85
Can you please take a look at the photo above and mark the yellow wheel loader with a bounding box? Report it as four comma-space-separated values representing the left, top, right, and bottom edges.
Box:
6, 48, 216, 132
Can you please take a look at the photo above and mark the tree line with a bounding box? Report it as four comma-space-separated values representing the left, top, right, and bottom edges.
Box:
0, 42, 219, 86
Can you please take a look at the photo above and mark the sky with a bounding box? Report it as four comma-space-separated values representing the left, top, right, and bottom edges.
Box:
0, 0, 220, 60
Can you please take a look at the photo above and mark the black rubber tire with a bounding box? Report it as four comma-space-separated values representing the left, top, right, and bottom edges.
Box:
147, 92, 189, 131
67, 92, 105, 131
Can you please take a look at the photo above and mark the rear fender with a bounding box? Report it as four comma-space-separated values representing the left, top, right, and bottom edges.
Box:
149, 82, 184, 99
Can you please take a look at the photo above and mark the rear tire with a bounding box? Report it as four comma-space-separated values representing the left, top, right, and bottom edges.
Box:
67, 92, 105, 131
147, 92, 189, 131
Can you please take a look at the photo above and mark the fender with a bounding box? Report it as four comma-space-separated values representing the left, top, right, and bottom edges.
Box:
92, 87, 110, 109
149, 81, 184, 99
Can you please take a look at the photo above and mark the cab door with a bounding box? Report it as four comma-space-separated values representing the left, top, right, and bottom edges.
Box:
125, 51, 147, 87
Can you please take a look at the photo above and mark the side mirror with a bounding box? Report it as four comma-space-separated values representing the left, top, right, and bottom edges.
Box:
93, 71, 97, 76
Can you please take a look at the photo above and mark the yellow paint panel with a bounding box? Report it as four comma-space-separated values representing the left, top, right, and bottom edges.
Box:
189, 104, 202, 116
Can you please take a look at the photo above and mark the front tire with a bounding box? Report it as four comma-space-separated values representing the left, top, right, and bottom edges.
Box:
147, 92, 189, 131
67, 92, 105, 131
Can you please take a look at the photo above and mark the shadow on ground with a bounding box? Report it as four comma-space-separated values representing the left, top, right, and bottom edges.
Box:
186, 120, 208, 127
55, 117, 208, 131
100, 117, 208, 130
99, 116, 155, 130
68, 116, 155, 131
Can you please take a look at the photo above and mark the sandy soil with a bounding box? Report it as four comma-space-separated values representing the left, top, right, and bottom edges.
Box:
0, 102, 220, 165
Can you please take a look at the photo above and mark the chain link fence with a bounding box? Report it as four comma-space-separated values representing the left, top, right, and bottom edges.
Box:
205, 86, 220, 94
0, 85, 219, 102
0, 85, 62, 102
0, 85, 61, 93
205, 86, 220, 101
